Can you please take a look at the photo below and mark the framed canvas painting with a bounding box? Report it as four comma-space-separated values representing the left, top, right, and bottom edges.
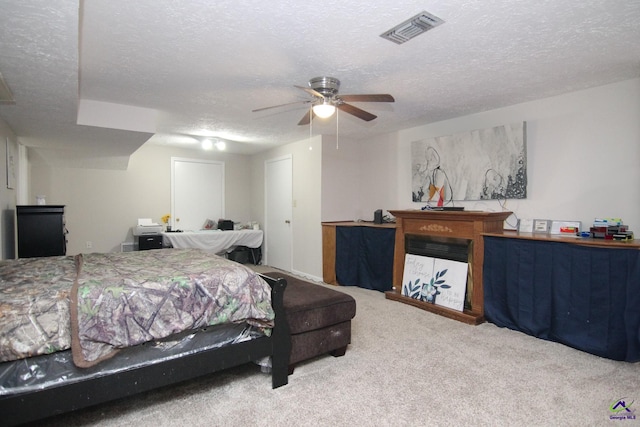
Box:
401, 253, 468, 312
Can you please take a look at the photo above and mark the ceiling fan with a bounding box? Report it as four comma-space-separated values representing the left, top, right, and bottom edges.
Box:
252, 77, 395, 125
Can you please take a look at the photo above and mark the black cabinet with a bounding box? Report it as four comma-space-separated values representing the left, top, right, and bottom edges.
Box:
17, 205, 66, 258
138, 234, 163, 250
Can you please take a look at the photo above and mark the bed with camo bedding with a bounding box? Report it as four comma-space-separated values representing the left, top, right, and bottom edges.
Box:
0, 248, 290, 426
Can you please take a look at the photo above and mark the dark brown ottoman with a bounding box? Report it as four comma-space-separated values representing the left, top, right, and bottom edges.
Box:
262, 272, 356, 373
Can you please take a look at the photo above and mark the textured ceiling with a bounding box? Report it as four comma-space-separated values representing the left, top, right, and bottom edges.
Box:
0, 0, 639, 168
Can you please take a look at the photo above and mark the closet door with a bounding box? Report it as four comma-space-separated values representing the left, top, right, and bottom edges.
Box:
265, 155, 292, 271
171, 158, 224, 232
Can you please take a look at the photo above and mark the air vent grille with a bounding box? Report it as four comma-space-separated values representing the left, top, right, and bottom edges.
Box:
380, 11, 445, 45
0, 72, 15, 104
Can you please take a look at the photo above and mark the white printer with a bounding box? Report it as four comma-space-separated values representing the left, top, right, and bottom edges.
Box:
132, 218, 164, 236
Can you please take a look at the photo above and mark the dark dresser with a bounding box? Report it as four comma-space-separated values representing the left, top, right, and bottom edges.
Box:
16, 205, 67, 258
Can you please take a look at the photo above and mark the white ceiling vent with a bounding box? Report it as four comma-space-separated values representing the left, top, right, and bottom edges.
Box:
0, 72, 16, 104
380, 11, 445, 45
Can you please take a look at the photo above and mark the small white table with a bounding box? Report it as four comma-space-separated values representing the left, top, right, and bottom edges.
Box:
161, 229, 263, 255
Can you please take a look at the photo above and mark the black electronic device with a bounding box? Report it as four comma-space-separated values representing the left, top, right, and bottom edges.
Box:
373, 209, 383, 224
426, 206, 464, 211
217, 219, 234, 230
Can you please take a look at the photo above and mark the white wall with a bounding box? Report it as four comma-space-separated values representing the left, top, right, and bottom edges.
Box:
320, 135, 364, 222
353, 78, 640, 232
352, 132, 398, 222
28, 144, 254, 255
0, 117, 17, 259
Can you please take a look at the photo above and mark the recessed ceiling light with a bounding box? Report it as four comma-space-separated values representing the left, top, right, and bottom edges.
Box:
202, 139, 213, 150
215, 140, 226, 151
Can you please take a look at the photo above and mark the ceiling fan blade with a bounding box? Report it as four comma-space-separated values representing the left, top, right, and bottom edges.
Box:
338, 94, 395, 103
294, 85, 325, 99
337, 103, 377, 121
252, 99, 310, 112
297, 109, 316, 125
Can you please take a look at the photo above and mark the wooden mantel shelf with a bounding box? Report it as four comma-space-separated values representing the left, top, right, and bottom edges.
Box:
386, 209, 512, 325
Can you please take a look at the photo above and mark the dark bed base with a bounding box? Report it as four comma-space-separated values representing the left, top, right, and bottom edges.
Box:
0, 274, 290, 427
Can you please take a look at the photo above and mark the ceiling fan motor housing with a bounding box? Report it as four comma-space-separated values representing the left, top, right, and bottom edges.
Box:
309, 76, 340, 98
253, 76, 393, 125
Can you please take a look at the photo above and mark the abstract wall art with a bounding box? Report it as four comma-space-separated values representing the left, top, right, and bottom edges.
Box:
411, 122, 527, 204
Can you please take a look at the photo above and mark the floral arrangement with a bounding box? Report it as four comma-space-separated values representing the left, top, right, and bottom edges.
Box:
161, 214, 171, 224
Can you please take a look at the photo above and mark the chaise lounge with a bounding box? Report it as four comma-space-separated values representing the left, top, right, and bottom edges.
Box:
262, 271, 356, 373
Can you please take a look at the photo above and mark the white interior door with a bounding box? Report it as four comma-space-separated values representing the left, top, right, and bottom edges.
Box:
265, 155, 292, 271
171, 158, 224, 231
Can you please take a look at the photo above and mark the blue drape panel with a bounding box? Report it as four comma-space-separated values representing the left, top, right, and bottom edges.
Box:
335, 226, 395, 292
483, 236, 640, 362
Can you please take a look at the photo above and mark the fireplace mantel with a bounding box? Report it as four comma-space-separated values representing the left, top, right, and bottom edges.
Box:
386, 209, 512, 324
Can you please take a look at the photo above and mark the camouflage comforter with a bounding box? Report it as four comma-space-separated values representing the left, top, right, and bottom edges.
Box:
0, 249, 274, 368
0, 256, 76, 362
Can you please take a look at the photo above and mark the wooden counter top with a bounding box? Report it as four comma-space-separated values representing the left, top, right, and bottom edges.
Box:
321, 221, 396, 229
483, 231, 639, 249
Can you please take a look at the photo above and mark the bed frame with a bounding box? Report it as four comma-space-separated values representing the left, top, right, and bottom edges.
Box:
0, 274, 290, 426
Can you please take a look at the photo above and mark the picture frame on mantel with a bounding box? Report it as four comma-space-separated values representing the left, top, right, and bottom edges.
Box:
518, 218, 534, 233
533, 219, 551, 233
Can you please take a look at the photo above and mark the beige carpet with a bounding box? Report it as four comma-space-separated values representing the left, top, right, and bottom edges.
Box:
37, 267, 639, 426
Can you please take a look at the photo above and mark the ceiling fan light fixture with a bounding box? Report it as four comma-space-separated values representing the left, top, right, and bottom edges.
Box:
312, 102, 336, 118
255, 76, 394, 126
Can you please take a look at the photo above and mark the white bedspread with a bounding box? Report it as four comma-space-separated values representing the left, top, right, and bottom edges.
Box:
161, 230, 263, 254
